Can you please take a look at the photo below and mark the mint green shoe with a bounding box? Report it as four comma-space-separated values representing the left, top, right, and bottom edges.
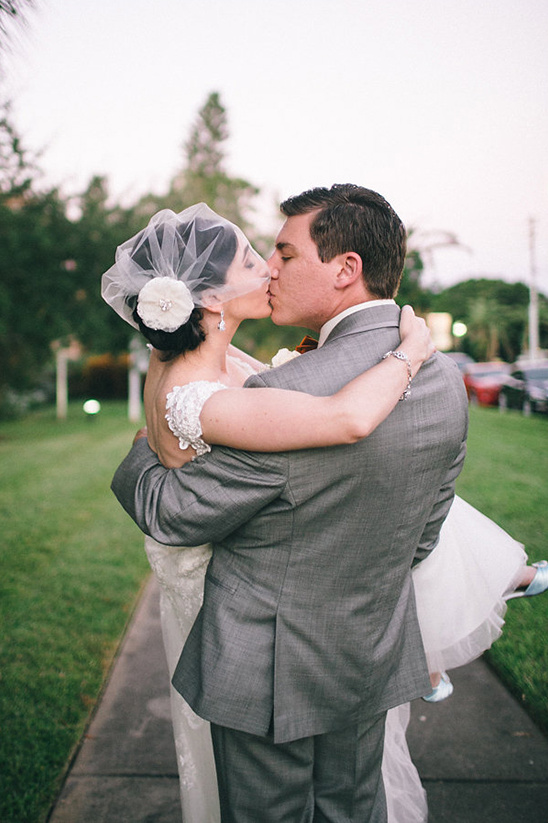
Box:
506, 560, 548, 600
422, 671, 454, 703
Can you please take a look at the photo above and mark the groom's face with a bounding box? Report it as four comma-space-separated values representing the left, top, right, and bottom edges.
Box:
267, 212, 342, 330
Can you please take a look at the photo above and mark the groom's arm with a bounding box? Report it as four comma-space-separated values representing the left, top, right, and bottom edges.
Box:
412, 435, 467, 566
112, 437, 287, 546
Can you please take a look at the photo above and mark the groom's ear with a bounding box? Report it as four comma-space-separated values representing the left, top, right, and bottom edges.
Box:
334, 252, 363, 290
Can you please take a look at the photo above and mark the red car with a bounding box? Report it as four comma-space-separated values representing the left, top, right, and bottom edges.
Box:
463, 362, 512, 406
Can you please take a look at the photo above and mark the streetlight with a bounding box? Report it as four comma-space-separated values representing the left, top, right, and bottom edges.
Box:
83, 399, 101, 420
452, 321, 467, 338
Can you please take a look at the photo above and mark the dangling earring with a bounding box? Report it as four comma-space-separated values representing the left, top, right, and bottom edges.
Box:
217, 309, 226, 331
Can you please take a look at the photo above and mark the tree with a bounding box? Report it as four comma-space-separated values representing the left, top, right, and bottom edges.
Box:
465, 297, 512, 361
397, 228, 470, 313
0, 91, 280, 415
0, 104, 71, 384
67, 175, 141, 354
0, 103, 137, 412
0, 0, 34, 49
185, 91, 227, 179
176, 91, 259, 228
431, 278, 548, 362
141, 92, 261, 237
0, 184, 74, 408
134, 92, 290, 359
397, 246, 433, 312
0, 99, 37, 197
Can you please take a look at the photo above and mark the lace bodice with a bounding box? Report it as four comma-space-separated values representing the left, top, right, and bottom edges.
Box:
165, 381, 228, 457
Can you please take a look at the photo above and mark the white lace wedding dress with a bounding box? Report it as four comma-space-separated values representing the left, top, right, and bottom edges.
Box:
144, 381, 226, 823
145, 380, 527, 823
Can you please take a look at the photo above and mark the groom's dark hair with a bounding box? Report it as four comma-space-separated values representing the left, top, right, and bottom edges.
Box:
280, 184, 406, 299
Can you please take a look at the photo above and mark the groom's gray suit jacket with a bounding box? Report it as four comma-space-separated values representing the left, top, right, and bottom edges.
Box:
112, 304, 468, 744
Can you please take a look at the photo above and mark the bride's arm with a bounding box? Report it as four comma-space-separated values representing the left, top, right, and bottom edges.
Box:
147, 306, 433, 466
149, 307, 433, 466
201, 306, 433, 451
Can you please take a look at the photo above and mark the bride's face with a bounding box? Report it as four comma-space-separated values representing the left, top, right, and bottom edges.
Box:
223, 233, 272, 321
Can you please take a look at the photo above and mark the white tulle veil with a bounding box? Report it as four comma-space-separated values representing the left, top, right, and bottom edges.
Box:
101, 203, 269, 331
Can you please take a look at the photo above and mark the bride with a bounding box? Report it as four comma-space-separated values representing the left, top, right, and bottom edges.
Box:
102, 203, 547, 823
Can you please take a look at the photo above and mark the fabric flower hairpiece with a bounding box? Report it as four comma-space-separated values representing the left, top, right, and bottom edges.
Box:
136, 277, 195, 332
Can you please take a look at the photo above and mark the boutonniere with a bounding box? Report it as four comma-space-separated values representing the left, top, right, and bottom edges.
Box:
271, 348, 301, 368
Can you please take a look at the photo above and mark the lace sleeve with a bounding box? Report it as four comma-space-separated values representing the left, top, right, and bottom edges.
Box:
165, 381, 227, 458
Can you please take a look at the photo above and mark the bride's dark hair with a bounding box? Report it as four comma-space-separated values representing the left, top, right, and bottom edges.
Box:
128, 217, 238, 360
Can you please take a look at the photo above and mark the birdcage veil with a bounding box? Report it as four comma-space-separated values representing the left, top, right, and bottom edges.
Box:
101, 203, 269, 332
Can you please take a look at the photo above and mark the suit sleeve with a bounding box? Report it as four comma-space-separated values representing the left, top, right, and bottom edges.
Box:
111, 437, 288, 546
412, 435, 467, 566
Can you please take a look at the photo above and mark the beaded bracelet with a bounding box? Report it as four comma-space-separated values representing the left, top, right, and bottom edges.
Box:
382, 350, 412, 400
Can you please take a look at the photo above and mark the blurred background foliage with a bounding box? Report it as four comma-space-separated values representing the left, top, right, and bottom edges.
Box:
1, 88, 547, 419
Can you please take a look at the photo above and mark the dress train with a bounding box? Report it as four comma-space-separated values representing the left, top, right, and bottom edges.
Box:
145, 538, 219, 823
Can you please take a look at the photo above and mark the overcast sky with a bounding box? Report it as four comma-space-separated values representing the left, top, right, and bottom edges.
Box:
4, 0, 548, 291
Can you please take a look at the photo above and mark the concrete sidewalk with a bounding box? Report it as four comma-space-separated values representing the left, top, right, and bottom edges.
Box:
49, 575, 548, 822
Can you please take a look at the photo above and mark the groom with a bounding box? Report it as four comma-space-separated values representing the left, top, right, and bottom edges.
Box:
112, 184, 468, 822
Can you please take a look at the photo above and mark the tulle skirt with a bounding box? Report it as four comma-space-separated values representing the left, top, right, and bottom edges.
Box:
381, 495, 527, 823
413, 495, 527, 674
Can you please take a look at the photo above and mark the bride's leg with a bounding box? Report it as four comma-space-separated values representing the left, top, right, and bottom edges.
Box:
517, 566, 537, 587
422, 672, 453, 703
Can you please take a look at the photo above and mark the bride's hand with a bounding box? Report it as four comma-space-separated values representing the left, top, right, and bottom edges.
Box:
133, 426, 148, 446
399, 305, 436, 374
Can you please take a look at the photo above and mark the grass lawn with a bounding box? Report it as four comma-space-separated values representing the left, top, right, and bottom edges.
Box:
456, 405, 548, 734
0, 400, 546, 822
0, 401, 149, 823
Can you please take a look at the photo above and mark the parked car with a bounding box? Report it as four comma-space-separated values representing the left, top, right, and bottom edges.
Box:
498, 360, 548, 415
462, 361, 511, 406
444, 352, 475, 373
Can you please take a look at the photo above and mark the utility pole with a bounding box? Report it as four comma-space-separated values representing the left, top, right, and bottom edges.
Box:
528, 217, 540, 361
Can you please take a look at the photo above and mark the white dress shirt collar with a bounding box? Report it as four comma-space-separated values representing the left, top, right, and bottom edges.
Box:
317, 299, 396, 347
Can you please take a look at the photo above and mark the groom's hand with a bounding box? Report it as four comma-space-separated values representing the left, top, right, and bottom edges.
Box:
133, 426, 148, 446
